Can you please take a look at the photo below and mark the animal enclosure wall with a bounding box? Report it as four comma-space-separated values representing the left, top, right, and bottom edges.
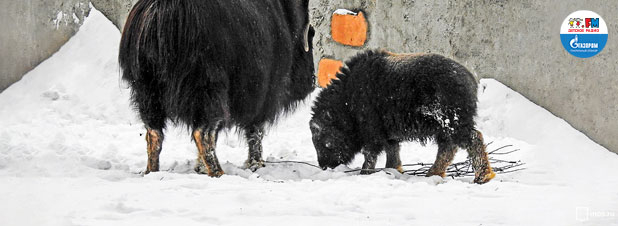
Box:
0, 0, 90, 91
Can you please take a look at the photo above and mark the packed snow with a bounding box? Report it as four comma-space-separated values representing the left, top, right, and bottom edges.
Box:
1, 7, 617, 226
333, 9, 358, 16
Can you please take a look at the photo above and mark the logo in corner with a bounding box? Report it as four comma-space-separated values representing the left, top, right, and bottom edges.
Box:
560, 10, 608, 58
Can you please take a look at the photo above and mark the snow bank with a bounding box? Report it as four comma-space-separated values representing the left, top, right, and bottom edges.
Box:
0, 6, 616, 226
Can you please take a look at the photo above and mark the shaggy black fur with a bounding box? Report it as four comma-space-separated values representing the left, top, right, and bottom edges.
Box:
119, 0, 315, 175
310, 49, 492, 182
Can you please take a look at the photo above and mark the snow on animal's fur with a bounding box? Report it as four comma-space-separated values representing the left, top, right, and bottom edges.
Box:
310, 49, 495, 184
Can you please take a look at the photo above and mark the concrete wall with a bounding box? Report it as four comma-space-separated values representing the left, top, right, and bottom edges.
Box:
0, 0, 90, 91
2, 0, 617, 154
89, 0, 136, 32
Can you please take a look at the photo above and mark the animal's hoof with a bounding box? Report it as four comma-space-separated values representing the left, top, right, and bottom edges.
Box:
396, 165, 404, 174
144, 167, 159, 175
360, 169, 376, 175
426, 167, 446, 178
195, 161, 224, 177
194, 160, 206, 173
195, 167, 224, 178
473, 168, 496, 184
208, 169, 225, 178
385, 164, 404, 174
244, 159, 265, 172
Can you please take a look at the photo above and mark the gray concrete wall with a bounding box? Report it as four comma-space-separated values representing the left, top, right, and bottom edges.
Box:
90, 0, 136, 32
0, 0, 90, 91
2, 0, 617, 154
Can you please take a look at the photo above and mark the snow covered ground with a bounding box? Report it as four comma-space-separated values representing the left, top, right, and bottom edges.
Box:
1, 7, 617, 226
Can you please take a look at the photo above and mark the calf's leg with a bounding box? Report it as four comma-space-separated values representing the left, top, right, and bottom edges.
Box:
193, 121, 224, 177
427, 143, 457, 178
385, 141, 403, 173
466, 130, 495, 184
361, 144, 381, 175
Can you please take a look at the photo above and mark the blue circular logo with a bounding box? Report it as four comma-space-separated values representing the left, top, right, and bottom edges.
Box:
560, 10, 608, 58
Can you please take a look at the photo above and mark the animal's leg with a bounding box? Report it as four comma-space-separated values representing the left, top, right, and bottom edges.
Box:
135, 86, 166, 174
193, 121, 224, 177
385, 141, 403, 173
145, 127, 164, 174
427, 143, 457, 178
361, 145, 380, 175
243, 125, 265, 171
466, 130, 495, 184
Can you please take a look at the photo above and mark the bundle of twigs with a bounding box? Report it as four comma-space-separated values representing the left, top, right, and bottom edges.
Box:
265, 142, 526, 178
342, 142, 526, 177
401, 144, 525, 177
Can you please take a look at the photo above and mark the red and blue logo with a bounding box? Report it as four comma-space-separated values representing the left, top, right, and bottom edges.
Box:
560, 10, 608, 58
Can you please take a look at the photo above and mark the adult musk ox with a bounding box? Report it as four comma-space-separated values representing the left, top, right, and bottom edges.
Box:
119, 0, 315, 177
310, 49, 495, 184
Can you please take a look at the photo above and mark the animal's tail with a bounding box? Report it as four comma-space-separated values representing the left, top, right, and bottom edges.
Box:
118, 0, 229, 128
119, 0, 154, 82
119, 0, 206, 83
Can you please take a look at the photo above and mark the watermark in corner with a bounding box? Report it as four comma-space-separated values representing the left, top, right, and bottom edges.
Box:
576, 206, 616, 222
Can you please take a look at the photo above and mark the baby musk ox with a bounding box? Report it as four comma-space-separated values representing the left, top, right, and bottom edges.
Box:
119, 0, 315, 176
310, 49, 495, 184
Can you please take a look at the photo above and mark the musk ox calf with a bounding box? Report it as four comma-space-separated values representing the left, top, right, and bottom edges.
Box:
119, 0, 315, 176
310, 49, 495, 184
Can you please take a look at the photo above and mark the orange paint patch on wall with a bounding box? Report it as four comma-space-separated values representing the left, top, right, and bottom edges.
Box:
318, 58, 343, 88
331, 11, 368, 46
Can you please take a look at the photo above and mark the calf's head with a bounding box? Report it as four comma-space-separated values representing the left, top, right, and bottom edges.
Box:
309, 111, 359, 169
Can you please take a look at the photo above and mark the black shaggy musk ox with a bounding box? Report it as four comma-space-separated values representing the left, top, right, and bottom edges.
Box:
119, 0, 316, 176
310, 49, 495, 184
